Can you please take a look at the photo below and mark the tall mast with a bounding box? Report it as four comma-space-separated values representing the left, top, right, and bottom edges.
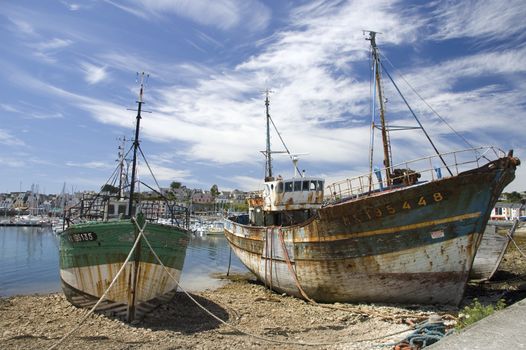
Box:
367, 31, 392, 185
127, 73, 147, 217
264, 89, 273, 181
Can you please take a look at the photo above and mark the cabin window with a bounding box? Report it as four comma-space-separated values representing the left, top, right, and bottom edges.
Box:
285, 182, 293, 192
310, 180, 317, 191
294, 181, 302, 191
302, 181, 310, 191
317, 180, 324, 191
277, 182, 284, 193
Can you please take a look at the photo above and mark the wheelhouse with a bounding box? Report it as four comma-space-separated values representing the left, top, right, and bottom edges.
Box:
248, 176, 324, 227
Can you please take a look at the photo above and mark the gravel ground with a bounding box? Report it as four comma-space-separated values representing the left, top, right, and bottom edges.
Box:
1, 235, 524, 350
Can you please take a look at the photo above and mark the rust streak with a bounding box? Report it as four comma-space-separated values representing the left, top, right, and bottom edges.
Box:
294, 212, 482, 242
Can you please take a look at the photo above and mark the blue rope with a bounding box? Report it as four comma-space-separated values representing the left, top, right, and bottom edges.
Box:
395, 320, 452, 349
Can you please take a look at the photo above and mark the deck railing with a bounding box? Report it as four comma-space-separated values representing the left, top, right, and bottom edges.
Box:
64, 193, 190, 229
326, 146, 506, 202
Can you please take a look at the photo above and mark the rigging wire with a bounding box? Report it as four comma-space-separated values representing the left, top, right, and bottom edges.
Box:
381, 54, 476, 152
380, 61, 454, 176
137, 145, 186, 227
267, 113, 302, 176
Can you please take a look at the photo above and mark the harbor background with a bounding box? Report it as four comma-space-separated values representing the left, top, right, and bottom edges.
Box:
0, 225, 247, 297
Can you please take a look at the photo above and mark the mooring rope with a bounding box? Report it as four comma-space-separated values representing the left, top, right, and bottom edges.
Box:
274, 226, 457, 323
277, 227, 317, 303
137, 220, 415, 347
47, 219, 147, 350
507, 233, 526, 259
50, 219, 416, 348
504, 217, 526, 259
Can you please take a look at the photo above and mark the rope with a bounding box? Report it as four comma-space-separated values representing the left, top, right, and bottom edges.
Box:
226, 246, 232, 276
47, 219, 147, 350
138, 220, 414, 347
274, 227, 454, 322
507, 233, 526, 259
392, 318, 451, 349
277, 227, 317, 303
505, 214, 526, 259
51, 219, 416, 348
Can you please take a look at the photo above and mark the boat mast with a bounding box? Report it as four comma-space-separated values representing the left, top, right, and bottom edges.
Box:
367, 31, 392, 185
127, 73, 147, 218
264, 89, 273, 181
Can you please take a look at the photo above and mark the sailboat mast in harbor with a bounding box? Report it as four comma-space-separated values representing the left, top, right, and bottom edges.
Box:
127, 72, 148, 218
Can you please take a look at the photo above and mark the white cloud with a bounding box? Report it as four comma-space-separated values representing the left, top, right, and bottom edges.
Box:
0, 156, 25, 167
108, 0, 271, 32
138, 163, 191, 182
2, 0, 525, 193
224, 175, 264, 192
61, 1, 82, 11
0, 129, 26, 147
80, 62, 109, 85
429, 0, 526, 42
7, 18, 35, 36
0, 104, 20, 113
29, 112, 64, 120
65, 161, 112, 169
32, 38, 73, 51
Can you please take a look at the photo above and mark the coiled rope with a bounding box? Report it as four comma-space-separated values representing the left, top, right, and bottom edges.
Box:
392, 317, 451, 349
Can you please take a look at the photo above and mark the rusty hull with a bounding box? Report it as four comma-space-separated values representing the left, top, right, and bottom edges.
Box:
225, 156, 518, 305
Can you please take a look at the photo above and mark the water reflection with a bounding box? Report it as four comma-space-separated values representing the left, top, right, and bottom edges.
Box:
0, 226, 60, 296
180, 233, 247, 291
0, 227, 248, 297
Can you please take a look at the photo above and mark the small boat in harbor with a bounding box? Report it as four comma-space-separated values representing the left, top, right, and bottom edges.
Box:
206, 220, 225, 235
225, 32, 520, 305
59, 75, 191, 321
471, 203, 524, 281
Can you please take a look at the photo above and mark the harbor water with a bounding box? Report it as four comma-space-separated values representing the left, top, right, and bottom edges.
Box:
0, 225, 247, 297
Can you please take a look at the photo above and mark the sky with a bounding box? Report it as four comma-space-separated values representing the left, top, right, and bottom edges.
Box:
0, 0, 525, 195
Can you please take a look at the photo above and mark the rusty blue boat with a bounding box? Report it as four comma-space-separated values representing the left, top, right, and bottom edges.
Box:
224, 32, 520, 305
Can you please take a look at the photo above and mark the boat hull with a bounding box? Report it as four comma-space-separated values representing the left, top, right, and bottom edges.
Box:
471, 222, 516, 281
225, 160, 516, 305
59, 220, 189, 320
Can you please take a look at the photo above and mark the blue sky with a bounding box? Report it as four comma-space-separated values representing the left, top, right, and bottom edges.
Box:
1, 0, 525, 195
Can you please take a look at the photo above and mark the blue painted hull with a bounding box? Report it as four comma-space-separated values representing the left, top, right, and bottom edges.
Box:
225, 156, 518, 305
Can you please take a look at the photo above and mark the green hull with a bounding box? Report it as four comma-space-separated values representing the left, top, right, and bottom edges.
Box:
59, 219, 190, 320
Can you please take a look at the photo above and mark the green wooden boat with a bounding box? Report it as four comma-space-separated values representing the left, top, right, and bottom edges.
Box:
59, 75, 191, 321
